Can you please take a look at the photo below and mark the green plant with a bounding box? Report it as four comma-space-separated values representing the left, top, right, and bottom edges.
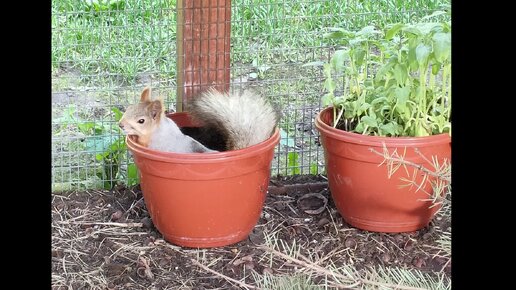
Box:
94, 107, 139, 189
53, 105, 139, 189
309, 163, 318, 175
287, 152, 301, 175
322, 13, 451, 137
74, 107, 139, 189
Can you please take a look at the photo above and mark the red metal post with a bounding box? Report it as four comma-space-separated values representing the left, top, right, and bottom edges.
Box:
176, 0, 231, 111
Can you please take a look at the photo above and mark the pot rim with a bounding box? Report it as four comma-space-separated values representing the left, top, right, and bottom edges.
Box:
126, 120, 280, 163
315, 107, 451, 147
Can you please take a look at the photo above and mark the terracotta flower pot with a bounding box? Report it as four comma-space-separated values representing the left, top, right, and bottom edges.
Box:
315, 107, 451, 233
126, 112, 280, 248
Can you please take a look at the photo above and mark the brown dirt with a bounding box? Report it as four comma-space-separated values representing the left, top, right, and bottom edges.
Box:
51, 175, 451, 289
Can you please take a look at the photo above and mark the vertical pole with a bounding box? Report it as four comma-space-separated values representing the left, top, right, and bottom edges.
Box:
176, 0, 231, 112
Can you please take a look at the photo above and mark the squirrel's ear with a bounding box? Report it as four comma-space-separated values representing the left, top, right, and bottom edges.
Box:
140, 87, 152, 102
149, 100, 163, 120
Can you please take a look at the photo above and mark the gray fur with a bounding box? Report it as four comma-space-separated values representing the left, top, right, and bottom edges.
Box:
149, 118, 217, 153
189, 89, 278, 150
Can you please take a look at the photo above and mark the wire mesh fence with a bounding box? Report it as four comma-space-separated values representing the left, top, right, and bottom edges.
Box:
51, 0, 450, 191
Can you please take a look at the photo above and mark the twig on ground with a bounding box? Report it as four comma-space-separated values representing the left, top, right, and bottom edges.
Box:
259, 245, 358, 288
190, 258, 257, 290
259, 245, 431, 290
59, 221, 144, 227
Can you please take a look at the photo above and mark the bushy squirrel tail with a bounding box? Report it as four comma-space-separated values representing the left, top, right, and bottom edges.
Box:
188, 88, 279, 151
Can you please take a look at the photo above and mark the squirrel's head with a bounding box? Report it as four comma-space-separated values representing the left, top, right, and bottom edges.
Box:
119, 87, 165, 146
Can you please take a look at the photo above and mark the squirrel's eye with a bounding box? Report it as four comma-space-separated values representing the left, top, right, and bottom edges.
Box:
138, 119, 145, 124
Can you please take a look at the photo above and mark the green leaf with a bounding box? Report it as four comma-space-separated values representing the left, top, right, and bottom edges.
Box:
360, 116, 378, 128
432, 62, 442, 75
323, 28, 352, 40
323, 62, 332, 78
379, 122, 399, 136
358, 102, 371, 113
95, 152, 106, 162
108, 137, 125, 153
343, 103, 356, 119
441, 21, 451, 32
370, 97, 388, 106
310, 163, 318, 175
354, 122, 365, 133
415, 44, 431, 67
396, 104, 411, 120
393, 64, 408, 86
331, 49, 349, 72
375, 57, 396, 80
287, 152, 301, 175
112, 107, 124, 122
356, 25, 380, 37
394, 86, 410, 105
432, 32, 451, 63
77, 122, 96, 134
415, 124, 430, 137
323, 78, 335, 95
349, 37, 365, 47
78, 121, 105, 135
353, 48, 366, 66
333, 97, 347, 107
103, 180, 114, 190
413, 22, 442, 35
321, 93, 334, 107
402, 26, 422, 37
408, 40, 419, 71
385, 23, 405, 40
127, 163, 139, 186
379, 104, 392, 116
323, 31, 346, 40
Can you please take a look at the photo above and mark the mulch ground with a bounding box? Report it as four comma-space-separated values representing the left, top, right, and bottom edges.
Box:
52, 175, 451, 289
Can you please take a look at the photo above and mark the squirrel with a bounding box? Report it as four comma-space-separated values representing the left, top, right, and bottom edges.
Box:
119, 86, 278, 153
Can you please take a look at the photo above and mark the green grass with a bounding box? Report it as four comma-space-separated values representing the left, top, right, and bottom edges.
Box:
52, 0, 450, 86
52, 0, 177, 85
231, 0, 449, 63
52, 0, 451, 190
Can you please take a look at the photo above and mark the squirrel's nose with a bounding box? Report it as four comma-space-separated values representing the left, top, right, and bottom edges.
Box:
119, 123, 124, 130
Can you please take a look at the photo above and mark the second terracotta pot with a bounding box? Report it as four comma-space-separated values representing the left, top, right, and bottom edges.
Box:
315, 107, 451, 233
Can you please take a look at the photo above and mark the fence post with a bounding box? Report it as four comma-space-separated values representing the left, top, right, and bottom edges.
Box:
176, 0, 231, 112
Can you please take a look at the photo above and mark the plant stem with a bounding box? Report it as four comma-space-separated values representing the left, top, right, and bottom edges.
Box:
335, 106, 344, 129
441, 63, 447, 116
418, 65, 428, 136
429, 66, 436, 114
444, 63, 451, 120
349, 51, 360, 96
333, 106, 337, 128
364, 41, 369, 83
